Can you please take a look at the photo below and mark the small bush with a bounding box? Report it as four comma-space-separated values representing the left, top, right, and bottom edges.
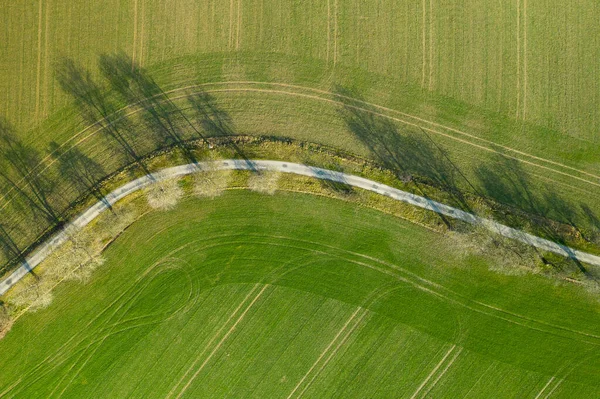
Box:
447, 226, 541, 276
7, 280, 54, 312
248, 171, 280, 195
0, 305, 12, 339
145, 178, 183, 210
193, 167, 231, 198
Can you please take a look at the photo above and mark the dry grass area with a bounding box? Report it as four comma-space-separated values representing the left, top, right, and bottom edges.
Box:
145, 178, 184, 210
193, 167, 232, 199
248, 170, 280, 195
446, 226, 542, 276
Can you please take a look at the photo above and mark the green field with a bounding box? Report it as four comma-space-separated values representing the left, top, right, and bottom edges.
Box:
2, 1, 600, 397
1, 192, 600, 397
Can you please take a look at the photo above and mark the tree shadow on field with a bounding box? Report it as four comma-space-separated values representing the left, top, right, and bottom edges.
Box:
0, 118, 61, 226
187, 90, 254, 170
0, 222, 26, 274
98, 52, 201, 164
56, 57, 150, 174
475, 154, 598, 278
47, 141, 110, 210
335, 86, 473, 228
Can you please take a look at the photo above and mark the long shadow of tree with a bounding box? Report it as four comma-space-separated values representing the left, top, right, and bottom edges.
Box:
0, 119, 61, 226
335, 86, 600, 277
47, 141, 108, 208
56, 58, 150, 174
187, 90, 254, 169
475, 153, 598, 278
98, 52, 203, 164
335, 86, 473, 228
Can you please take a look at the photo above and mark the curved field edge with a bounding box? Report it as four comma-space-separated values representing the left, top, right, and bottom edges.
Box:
1, 192, 600, 398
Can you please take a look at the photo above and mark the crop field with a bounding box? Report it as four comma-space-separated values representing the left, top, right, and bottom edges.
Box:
1, 0, 599, 255
1, 192, 600, 397
2, 0, 600, 397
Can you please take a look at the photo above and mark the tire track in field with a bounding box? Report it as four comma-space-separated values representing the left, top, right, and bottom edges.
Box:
3, 247, 174, 397
286, 284, 401, 398
0, 378, 22, 398
167, 284, 269, 399
228, 0, 235, 50
138, 0, 146, 67
542, 377, 564, 398
132, 0, 138, 68
421, 0, 427, 88
333, 0, 338, 65
522, 0, 528, 120
34, 0, 44, 120
428, 0, 434, 91
42, 0, 51, 117
50, 265, 187, 398
516, 0, 521, 120
240, 233, 600, 343
534, 376, 555, 399
419, 347, 463, 398
50, 262, 196, 398
239, 81, 600, 182
236, 0, 242, 50
3, 80, 598, 213
461, 361, 495, 398
286, 307, 368, 399
410, 344, 458, 399
326, 0, 331, 63
207, 86, 600, 188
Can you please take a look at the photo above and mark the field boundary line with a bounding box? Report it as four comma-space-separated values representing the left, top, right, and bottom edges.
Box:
2, 160, 600, 297
410, 344, 457, 399
173, 284, 269, 399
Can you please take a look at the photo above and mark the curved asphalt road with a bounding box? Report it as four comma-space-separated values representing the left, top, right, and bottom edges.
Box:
1, 159, 599, 296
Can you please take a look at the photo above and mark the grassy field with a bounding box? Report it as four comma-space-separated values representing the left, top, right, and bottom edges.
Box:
3, 0, 599, 140
1, 0, 600, 259
1, 0, 600, 265
2, 1, 600, 397
1, 0, 599, 175
1, 192, 600, 397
